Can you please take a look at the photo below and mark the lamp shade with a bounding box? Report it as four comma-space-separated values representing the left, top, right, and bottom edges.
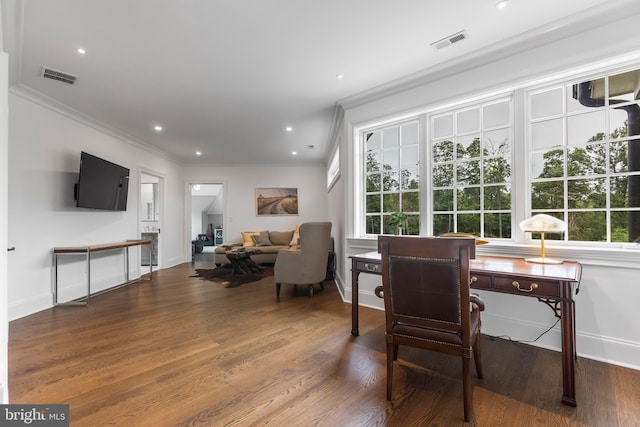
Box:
519, 214, 566, 233
519, 214, 566, 264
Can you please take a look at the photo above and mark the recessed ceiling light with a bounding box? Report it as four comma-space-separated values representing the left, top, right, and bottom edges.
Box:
291, 151, 297, 156
195, 151, 202, 156
285, 126, 293, 132
76, 48, 86, 55
154, 125, 163, 132
496, 0, 508, 9
336, 74, 344, 79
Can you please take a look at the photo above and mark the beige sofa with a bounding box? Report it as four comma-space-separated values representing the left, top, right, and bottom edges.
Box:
214, 229, 299, 266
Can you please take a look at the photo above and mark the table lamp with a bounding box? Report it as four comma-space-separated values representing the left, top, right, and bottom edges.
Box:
519, 214, 566, 264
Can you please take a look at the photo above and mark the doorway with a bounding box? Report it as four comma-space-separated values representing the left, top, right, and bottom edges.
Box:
140, 171, 163, 271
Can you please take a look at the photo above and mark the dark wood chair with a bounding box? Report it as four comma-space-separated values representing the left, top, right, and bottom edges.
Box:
378, 235, 485, 422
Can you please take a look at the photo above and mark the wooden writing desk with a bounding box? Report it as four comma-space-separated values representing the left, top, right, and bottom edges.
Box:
53, 239, 152, 306
350, 251, 582, 406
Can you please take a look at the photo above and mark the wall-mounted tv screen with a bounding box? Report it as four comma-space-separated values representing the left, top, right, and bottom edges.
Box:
75, 152, 130, 211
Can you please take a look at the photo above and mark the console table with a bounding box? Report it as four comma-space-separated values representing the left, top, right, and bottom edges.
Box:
53, 239, 152, 306
350, 251, 582, 407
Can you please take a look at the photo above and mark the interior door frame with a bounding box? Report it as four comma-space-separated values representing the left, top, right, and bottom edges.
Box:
139, 168, 165, 271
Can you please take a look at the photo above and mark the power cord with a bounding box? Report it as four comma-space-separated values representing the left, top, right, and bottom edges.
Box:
486, 317, 560, 344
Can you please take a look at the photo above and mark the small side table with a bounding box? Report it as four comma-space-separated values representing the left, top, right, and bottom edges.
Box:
225, 249, 263, 275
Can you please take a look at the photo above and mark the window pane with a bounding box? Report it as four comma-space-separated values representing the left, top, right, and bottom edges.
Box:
366, 172, 381, 192
433, 164, 454, 187
366, 151, 380, 172
484, 185, 511, 210
609, 69, 640, 103
567, 78, 605, 113
366, 194, 380, 213
484, 157, 511, 184
531, 149, 564, 179
484, 128, 510, 156
531, 118, 563, 150
457, 187, 480, 211
531, 87, 563, 119
402, 191, 419, 212
568, 178, 606, 209
401, 167, 419, 189
567, 144, 606, 177
457, 160, 480, 185
433, 114, 453, 139
401, 145, 419, 169
433, 214, 453, 235
484, 213, 511, 238
382, 149, 399, 170
382, 171, 399, 191
610, 140, 628, 173
568, 211, 606, 242
483, 100, 510, 128
383, 126, 399, 148
383, 215, 396, 234
531, 181, 564, 210
433, 140, 453, 162
401, 121, 419, 146
457, 135, 481, 159
611, 211, 640, 242
457, 213, 481, 234
610, 108, 631, 139
366, 215, 380, 235
610, 176, 628, 208
366, 131, 381, 150
406, 215, 420, 235
383, 193, 399, 212
433, 189, 453, 211
457, 108, 480, 134
567, 111, 605, 146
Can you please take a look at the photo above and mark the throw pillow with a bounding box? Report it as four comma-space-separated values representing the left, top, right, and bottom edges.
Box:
269, 230, 294, 246
252, 234, 273, 246
289, 225, 300, 247
242, 231, 267, 247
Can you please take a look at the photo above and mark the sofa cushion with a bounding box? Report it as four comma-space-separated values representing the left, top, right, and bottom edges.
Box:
252, 234, 273, 246
269, 230, 294, 246
242, 231, 267, 247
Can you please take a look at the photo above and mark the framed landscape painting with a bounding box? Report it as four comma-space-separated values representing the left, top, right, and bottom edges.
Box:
255, 188, 298, 216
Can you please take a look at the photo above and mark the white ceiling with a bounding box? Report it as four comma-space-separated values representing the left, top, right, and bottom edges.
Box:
2, 0, 633, 165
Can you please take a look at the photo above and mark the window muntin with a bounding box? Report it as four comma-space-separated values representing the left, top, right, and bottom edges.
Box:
364, 120, 420, 235
527, 67, 640, 243
430, 98, 513, 239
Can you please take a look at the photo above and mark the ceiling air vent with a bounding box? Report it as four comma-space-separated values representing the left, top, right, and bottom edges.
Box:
41, 67, 78, 85
431, 30, 468, 50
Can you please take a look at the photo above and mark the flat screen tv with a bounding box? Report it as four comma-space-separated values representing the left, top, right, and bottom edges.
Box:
75, 152, 130, 211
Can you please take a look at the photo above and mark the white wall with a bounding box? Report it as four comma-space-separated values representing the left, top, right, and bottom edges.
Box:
7, 92, 186, 319
333, 14, 640, 369
184, 163, 328, 248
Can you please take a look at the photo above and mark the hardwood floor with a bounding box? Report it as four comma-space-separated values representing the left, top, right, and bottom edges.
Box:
9, 259, 640, 426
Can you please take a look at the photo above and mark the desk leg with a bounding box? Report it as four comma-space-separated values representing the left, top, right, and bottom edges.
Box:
560, 284, 577, 407
351, 262, 360, 336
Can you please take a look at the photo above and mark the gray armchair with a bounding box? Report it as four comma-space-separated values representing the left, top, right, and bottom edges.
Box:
274, 222, 332, 296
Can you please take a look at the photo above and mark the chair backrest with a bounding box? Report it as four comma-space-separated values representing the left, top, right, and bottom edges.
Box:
378, 236, 475, 343
297, 222, 332, 279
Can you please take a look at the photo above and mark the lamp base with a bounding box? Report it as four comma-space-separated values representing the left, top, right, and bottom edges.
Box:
524, 257, 564, 265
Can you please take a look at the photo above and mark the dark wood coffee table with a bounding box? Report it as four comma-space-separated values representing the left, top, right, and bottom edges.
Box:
225, 249, 263, 275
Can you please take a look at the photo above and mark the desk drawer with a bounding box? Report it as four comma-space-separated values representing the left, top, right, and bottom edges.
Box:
470, 273, 492, 290
494, 277, 559, 297
356, 260, 382, 274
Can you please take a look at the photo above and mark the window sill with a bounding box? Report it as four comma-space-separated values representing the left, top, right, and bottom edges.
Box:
346, 237, 640, 269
